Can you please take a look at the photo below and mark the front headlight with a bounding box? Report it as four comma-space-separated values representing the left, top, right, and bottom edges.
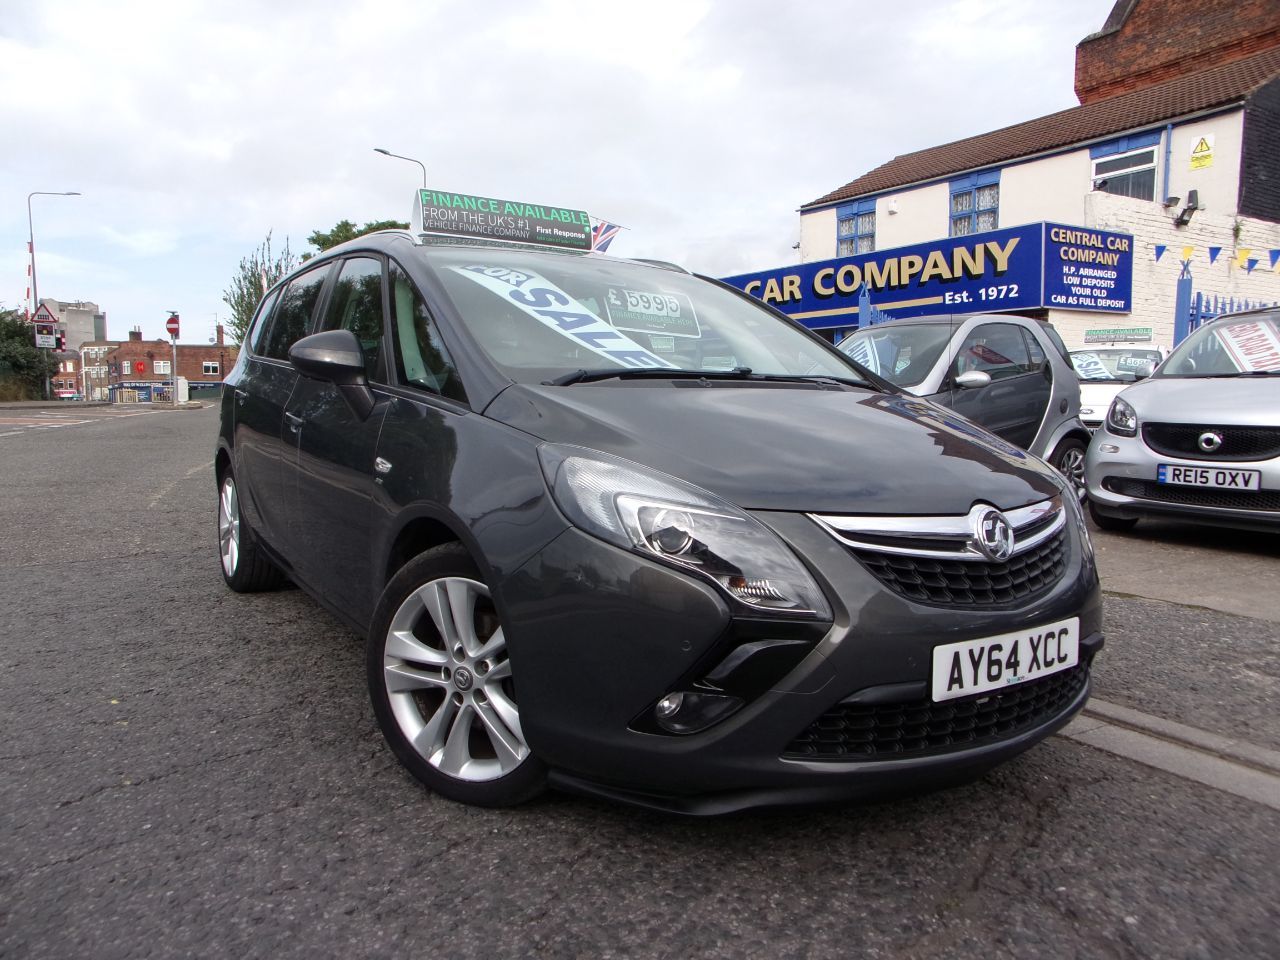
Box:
1106, 396, 1137, 437
538, 444, 831, 618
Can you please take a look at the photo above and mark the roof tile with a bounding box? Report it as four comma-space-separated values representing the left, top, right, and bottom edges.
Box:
803, 46, 1280, 209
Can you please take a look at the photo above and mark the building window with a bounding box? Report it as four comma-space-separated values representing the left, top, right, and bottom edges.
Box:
1092, 148, 1157, 200
1090, 131, 1160, 201
950, 171, 999, 236
154, 360, 171, 375
203, 361, 220, 376
837, 199, 876, 255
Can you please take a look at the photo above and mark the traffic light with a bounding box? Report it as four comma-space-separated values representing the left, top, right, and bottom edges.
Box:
56, 329, 65, 351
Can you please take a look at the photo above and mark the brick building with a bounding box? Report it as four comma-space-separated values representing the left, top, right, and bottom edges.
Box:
729, 0, 1280, 349
107, 325, 233, 402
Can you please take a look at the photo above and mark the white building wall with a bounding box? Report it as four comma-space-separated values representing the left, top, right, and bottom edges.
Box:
1044, 192, 1280, 348
873, 182, 951, 249
1167, 111, 1244, 215
798, 206, 836, 262
1000, 150, 1092, 228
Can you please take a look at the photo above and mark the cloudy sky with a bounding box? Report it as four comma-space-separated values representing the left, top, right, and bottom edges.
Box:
1, 0, 1116, 343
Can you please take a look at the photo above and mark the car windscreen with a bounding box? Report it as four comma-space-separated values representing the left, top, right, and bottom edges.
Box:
1070, 348, 1162, 381
420, 248, 869, 384
835, 323, 952, 388
1159, 313, 1280, 377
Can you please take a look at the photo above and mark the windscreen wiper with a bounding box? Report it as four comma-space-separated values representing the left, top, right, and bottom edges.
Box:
544, 367, 738, 386
545, 367, 870, 387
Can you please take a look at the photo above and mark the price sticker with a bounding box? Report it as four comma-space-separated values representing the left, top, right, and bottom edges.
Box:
604, 288, 701, 339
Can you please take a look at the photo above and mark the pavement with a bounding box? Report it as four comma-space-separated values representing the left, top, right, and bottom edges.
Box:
1, 405, 1277, 960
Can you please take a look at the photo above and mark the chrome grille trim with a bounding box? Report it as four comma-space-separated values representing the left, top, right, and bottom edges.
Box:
809, 496, 1065, 561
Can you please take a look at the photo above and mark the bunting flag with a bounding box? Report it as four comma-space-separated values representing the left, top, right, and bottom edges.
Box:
1208, 247, 1222, 265
1246, 259, 1259, 274
1180, 245, 1195, 262
1235, 248, 1252, 268
1270, 249, 1280, 269
1153, 244, 1166, 262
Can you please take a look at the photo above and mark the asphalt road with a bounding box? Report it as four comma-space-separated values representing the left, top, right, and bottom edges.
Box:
1, 405, 1277, 960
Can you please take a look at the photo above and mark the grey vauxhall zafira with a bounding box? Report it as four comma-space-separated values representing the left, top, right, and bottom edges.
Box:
216, 231, 1102, 813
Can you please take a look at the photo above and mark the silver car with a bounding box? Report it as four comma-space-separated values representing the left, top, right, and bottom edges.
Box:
838, 313, 1090, 491
1086, 308, 1280, 532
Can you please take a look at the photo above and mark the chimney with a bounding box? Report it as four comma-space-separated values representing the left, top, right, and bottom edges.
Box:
216, 323, 225, 347
129, 326, 142, 342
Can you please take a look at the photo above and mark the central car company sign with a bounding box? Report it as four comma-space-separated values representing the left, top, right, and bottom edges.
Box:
722, 222, 1134, 330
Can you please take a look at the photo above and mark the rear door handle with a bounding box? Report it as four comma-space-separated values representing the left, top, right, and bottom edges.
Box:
234, 388, 248, 405
284, 411, 304, 432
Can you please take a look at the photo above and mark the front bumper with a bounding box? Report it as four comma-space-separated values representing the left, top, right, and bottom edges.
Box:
498, 509, 1102, 813
1086, 428, 1280, 532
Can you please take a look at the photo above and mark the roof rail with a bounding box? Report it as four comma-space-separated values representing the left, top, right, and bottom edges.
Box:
629, 258, 691, 274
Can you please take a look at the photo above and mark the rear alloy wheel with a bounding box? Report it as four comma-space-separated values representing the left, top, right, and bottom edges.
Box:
217, 469, 283, 592
367, 544, 545, 807
1050, 437, 1088, 501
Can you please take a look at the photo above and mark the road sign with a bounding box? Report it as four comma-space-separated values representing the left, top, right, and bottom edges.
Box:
166, 314, 180, 338
34, 322, 56, 349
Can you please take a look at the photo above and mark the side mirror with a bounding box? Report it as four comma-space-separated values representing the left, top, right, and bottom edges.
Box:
1131, 360, 1156, 380
954, 370, 992, 389
289, 329, 376, 420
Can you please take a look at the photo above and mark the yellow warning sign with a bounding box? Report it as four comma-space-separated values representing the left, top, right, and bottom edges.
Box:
1190, 134, 1214, 170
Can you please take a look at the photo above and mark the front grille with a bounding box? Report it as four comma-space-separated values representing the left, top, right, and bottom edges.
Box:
851, 530, 1066, 607
783, 665, 1088, 761
1103, 477, 1280, 511
1142, 422, 1280, 462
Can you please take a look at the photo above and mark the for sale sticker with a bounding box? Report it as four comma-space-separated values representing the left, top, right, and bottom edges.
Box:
1215, 320, 1280, 372
451, 265, 676, 371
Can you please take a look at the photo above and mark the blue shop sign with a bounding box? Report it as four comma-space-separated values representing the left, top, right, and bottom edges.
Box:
722, 222, 1132, 329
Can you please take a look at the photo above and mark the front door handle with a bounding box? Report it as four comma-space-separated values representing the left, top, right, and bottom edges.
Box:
284, 411, 304, 433
234, 388, 248, 406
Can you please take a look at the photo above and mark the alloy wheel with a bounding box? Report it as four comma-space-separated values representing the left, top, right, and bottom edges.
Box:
382, 577, 528, 782
219, 475, 240, 576
1058, 446, 1087, 500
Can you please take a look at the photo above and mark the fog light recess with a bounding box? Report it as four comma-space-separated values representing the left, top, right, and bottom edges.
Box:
652, 690, 743, 735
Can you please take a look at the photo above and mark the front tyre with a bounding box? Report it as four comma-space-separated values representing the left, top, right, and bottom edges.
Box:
1088, 499, 1140, 532
1050, 437, 1088, 501
367, 543, 546, 807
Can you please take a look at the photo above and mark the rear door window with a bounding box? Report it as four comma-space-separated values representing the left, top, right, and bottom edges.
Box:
246, 289, 281, 354
261, 264, 332, 361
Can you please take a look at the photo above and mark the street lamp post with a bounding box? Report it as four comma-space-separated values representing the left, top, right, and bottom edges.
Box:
27, 190, 82, 400
373, 147, 427, 189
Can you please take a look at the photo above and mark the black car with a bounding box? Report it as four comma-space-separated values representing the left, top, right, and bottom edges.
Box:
216, 230, 1102, 813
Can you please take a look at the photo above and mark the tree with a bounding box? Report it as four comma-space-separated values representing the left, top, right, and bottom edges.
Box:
222, 231, 297, 345
0, 307, 59, 401
303, 219, 408, 259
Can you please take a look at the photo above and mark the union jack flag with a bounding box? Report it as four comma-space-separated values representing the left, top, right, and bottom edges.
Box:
591, 219, 624, 253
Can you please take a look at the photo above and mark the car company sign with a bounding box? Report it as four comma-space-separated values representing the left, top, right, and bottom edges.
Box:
721, 222, 1134, 330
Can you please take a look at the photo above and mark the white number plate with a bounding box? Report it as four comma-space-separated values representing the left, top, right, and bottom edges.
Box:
931, 617, 1079, 703
1157, 464, 1260, 490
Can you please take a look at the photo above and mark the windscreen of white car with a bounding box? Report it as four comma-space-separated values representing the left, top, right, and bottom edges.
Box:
1159, 313, 1280, 377
835, 323, 953, 387
422, 248, 872, 385
1070, 348, 1163, 381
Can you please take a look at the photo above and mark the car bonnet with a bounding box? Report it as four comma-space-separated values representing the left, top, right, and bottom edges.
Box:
485, 381, 1063, 514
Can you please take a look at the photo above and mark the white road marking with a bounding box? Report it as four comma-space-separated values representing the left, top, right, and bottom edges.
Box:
1061, 698, 1280, 812
148, 460, 215, 509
